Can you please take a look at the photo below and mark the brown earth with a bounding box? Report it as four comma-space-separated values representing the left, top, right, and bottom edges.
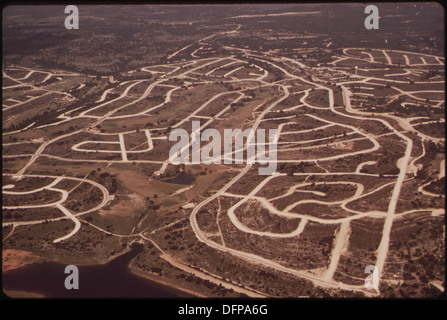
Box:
2, 249, 44, 272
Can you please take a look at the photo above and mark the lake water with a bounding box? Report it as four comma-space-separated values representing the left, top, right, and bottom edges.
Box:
2, 243, 191, 298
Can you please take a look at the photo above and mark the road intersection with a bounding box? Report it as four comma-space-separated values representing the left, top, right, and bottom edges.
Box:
3, 45, 445, 296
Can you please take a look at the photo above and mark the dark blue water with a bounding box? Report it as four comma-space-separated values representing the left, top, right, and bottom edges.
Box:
2, 243, 191, 298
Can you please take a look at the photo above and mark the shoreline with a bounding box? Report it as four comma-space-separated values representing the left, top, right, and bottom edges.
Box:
3, 289, 46, 299
128, 263, 205, 298
3, 246, 136, 273
3, 247, 203, 299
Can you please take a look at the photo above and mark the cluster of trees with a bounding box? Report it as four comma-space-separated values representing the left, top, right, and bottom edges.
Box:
278, 162, 311, 175
7, 107, 56, 132
423, 177, 445, 194
89, 170, 118, 194
145, 197, 160, 211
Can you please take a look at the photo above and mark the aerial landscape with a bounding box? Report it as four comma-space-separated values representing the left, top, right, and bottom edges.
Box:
2, 3, 445, 299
